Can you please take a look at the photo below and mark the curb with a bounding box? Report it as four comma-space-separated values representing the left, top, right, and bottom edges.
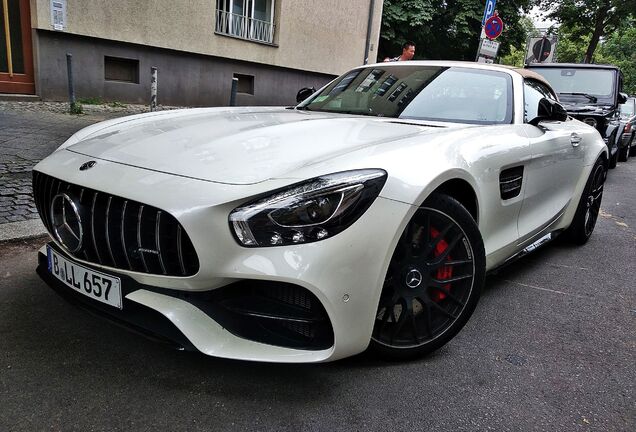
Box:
0, 218, 48, 242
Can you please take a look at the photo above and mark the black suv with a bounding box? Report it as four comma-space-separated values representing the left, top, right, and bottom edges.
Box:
526, 63, 629, 168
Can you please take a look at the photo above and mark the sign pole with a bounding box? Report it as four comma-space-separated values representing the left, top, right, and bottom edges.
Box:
475, 0, 497, 61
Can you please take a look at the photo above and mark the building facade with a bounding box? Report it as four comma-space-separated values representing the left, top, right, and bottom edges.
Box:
1, 0, 384, 106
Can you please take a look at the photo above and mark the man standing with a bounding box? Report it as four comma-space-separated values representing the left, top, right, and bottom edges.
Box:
384, 41, 416, 62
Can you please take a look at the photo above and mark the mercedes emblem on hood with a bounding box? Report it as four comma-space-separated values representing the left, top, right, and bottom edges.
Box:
79, 161, 97, 171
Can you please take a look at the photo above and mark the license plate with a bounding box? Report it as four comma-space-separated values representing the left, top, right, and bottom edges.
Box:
47, 246, 122, 309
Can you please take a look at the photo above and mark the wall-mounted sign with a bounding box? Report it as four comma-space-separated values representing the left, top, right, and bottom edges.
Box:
51, 0, 66, 31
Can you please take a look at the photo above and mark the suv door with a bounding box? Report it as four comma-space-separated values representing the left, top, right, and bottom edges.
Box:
518, 79, 587, 241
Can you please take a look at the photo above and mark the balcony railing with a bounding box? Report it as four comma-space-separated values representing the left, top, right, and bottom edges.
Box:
215, 9, 274, 44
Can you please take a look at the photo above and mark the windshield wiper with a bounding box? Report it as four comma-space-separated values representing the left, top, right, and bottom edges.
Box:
560, 92, 598, 103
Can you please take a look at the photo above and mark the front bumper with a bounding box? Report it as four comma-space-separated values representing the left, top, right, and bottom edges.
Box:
33, 152, 414, 362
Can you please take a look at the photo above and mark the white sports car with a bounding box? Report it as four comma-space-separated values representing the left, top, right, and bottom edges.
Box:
33, 61, 607, 363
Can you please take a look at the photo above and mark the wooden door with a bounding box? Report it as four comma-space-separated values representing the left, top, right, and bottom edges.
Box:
0, 0, 35, 94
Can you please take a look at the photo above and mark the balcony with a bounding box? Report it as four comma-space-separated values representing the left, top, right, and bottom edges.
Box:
215, 9, 275, 44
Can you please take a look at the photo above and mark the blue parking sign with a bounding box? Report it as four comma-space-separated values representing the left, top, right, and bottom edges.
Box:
481, 0, 497, 26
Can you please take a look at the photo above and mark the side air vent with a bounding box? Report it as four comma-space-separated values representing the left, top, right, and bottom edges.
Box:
499, 166, 524, 200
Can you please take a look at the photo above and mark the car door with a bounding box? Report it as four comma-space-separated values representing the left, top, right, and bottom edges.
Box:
517, 79, 586, 241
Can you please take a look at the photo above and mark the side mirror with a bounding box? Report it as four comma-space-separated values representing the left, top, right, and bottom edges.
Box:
529, 98, 568, 126
618, 92, 628, 104
296, 87, 316, 103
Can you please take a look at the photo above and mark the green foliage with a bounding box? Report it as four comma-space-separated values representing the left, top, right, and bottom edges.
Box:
379, 0, 534, 61
69, 102, 83, 115
77, 96, 103, 105
597, 22, 636, 94
534, 0, 636, 62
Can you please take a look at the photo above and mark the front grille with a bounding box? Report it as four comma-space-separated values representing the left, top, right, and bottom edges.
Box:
33, 171, 199, 276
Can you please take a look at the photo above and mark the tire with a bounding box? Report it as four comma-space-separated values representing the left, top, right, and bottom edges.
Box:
618, 142, 630, 162
608, 147, 618, 169
564, 158, 606, 245
369, 193, 485, 360
630, 137, 636, 157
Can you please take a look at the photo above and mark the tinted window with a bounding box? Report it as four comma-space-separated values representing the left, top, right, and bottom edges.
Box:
524, 80, 556, 123
300, 66, 513, 125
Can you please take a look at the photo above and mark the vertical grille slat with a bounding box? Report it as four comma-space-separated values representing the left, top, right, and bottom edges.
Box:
79, 188, 90, 261
91, 192, 103, 265
177, 226, 187, 276
32, 172, 198, 276
120, 200, 133, 270
105, 196, 116, 266
137, 205, 149, 273
155, 211, 167, 275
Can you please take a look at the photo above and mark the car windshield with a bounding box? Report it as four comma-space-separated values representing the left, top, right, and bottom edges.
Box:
298, 66, 513, 124
528, 68, 615, 101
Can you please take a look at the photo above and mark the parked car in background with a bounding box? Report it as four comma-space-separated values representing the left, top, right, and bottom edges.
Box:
526, 63, 628, 169
619, 97, 636, 160
33, 62, 608, 363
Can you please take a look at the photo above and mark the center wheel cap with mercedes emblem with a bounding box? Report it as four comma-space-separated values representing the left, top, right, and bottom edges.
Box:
405, 268, 423, 289
50, 193, 84, 253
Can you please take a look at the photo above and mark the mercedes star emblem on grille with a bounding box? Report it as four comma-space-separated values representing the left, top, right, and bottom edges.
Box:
79, 161, 97, 171
405, 269, 423, 288
50, 193, 84, 253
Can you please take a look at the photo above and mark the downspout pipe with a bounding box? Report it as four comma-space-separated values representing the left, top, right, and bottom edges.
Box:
363, 0, 375, 64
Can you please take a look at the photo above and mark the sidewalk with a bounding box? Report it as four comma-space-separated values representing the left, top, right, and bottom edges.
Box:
0, 101, 179, 242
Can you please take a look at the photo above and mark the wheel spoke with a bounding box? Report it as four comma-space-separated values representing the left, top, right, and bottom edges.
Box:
429, 301, 458, 320
390, 298, 409, 344
431, 273, 473, 285
429, 257, 472, 271
428, 232, 464, 266
429, 285, 466, 306
423, 221, 454, 256
416, 298, 434, 338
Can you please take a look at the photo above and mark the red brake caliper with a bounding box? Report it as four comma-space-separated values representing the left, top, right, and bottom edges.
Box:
430, 227, 452, 302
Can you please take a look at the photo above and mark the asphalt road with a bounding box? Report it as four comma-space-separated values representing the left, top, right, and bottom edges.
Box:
1, 159, 634, 432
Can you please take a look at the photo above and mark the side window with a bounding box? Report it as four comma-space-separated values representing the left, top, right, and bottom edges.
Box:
523, 81, 544, 123
524, 79, 559, 123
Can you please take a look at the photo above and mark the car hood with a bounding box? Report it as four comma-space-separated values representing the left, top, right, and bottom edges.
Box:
65, 107, 461, 184
560, 103, 615, 117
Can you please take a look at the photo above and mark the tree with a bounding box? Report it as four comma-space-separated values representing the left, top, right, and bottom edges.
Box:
534, 0, 636, 63
379, 0, 534, 61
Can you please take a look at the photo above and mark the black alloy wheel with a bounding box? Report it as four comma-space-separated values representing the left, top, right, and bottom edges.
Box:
370, 194, 485, 360
565, 158, 606, 245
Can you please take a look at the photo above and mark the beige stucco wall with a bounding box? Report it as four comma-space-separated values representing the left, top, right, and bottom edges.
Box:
31, 0, 384, 75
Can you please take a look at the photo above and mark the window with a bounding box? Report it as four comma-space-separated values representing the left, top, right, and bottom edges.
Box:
215, 0, 275, 44
104, 56, 139, 83
233, 73, 254, 95
524, 80, 556, 123
301, 66, 513, 125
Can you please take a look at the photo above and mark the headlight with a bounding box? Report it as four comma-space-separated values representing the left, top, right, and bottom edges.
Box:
229, 169, 387, 247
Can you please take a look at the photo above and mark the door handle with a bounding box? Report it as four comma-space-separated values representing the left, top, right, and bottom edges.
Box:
570, 133, 582, 147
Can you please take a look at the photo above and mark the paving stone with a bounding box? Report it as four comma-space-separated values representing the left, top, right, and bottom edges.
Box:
6, 215, 25, 222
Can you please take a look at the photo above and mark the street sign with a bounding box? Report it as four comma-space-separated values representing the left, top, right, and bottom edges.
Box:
481, 0, 497, 26
525, 36, 558, 63
484, 15, 504, 40
479, 39, 500, 58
